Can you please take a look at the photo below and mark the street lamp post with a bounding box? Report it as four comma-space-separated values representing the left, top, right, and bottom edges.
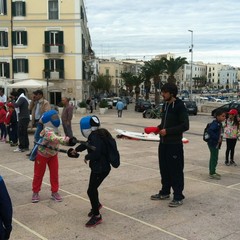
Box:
188, 30, 193, 100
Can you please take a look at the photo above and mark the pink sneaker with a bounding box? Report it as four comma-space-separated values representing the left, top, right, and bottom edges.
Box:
51, 192, 62, 202
32, 192, 40, 203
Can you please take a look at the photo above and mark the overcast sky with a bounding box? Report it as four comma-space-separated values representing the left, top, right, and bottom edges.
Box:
85, 0, 240, 67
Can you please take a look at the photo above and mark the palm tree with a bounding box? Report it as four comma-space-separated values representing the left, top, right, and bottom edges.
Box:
162, 57, 188, 84
132, 74, 144, 101
121, 72, 134, 95
141, 59, 165, 104
91, 74, 111, 94
121, 72, 144, 101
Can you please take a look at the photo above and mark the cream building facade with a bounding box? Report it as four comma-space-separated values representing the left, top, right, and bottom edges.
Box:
0, 0, 92, 104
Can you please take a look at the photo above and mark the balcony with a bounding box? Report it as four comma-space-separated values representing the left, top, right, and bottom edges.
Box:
43, 70, 64, 80
43, 44, 64, 56
50, 71, 59, 79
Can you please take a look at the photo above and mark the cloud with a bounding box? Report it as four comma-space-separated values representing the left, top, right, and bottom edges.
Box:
85, 0, 240, 67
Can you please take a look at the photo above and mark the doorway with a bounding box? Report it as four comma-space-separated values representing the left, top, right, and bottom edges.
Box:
50, 91, 62, 106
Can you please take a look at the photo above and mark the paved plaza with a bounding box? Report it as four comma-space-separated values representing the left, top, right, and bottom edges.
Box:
1, 105, 240, 240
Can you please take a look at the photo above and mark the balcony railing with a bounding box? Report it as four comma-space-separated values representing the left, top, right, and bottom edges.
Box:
43, 44, 65, 55
43, 70, 64, 80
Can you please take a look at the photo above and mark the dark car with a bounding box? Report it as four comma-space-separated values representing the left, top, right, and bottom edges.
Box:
183, 100, 198, 115
135, 100, 152, 112
211, 102, 240, 117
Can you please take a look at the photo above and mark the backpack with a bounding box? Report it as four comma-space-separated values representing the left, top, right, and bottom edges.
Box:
203, 123, 211, 142
104, 137, 120, 168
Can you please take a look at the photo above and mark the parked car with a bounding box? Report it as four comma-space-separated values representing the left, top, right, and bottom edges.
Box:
112, 97, 121, 106
211, 102, 240, 117
121, 98, 128, 110
183, 100, 198, 115
135, 100, 152, 112
102, 98, 113, 109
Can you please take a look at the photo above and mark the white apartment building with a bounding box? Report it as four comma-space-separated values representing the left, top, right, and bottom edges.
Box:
0, 0, 92, 104
179, 62, 207, 91
218, 66, 238, 89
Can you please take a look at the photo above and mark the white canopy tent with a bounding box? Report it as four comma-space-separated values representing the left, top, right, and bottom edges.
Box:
7, 79, 54, 89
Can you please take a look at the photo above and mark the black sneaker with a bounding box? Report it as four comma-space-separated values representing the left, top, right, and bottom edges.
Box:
150, 193, 170, 200
85, 215, 102, 227
230, 161, 237, 166
225, 161, 230, 166
168, 199, 183, 207
88, 204, 102, 217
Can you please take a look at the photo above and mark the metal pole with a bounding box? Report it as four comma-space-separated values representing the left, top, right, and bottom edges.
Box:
188, 30, 193, 100
46, 77, 49, 101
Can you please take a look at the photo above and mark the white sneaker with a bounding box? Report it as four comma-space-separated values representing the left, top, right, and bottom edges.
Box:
13, 147, 23, 152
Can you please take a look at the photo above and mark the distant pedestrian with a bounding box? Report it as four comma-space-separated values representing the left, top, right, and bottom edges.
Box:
89, 98, 94, 113
61, 97, 74, 138
94, 99, 98, 110
4, 102, 18, 147
0, 88, 6, 103
13, 89, 30, 152
26, 90, 51, 157
223, 109, 239, 166
116, 99, 124, 117
0, 102, 7, 142
207, 109, 226, 180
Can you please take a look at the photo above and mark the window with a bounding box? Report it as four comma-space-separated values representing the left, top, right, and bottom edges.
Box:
12, 1, 26, 17
0, 0, 7, 15
45, 31, 63, 45
13, 59, 28, 73
0, 31, 8, 47
49, 0, 59, 20
12, 31, 27, 46
44, 59, 64, 78
0, 62, 10, 78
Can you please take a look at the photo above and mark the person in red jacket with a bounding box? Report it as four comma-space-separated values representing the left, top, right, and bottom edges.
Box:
4, 102, 18, 146
0, 102, 7, 142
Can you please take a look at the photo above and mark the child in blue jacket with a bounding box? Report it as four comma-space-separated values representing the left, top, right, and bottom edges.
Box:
208, 109, 226, 180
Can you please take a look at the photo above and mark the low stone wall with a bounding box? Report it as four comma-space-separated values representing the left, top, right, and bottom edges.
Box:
199, 102, 224, 113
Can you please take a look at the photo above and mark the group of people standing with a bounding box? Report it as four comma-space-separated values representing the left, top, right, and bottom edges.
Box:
207, 107, 240, 180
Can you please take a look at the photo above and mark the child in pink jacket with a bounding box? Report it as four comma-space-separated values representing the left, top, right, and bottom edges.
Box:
31, 110, 75, 203
0, 102, 7, 142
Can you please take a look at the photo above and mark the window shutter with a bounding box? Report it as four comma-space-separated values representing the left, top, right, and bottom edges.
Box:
13, 59, 17, 73
44, 31, 50, 44
3, 0, 7, 15
59, 31, 63, 44
44, 59, 50, 78
12, 31, 16, 45
12, 2, 16, 16
5, 63, 10, 78
4, 32, 8, 47
59, 59, 64, 71
23, 31, 27, 45
24, 59, 29, 73
22, 2, 26, 16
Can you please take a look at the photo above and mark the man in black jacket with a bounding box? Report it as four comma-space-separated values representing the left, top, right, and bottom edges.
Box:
0, 176, 12, 240
13, 88, 30, 152
151, 83, 189, 207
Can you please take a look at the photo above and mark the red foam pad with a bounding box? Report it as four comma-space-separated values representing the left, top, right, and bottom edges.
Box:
144, 127, 160, 134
